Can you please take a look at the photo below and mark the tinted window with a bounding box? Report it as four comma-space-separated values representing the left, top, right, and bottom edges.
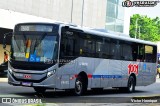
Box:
60, 29, 79, 58
60, 28, 157, 63
120, 41, 133, 61
79, 34, 95, 57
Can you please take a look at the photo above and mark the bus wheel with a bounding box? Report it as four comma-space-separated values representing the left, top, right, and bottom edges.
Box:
75, 76, 86, 96
34, 87, 46, 93
127, 76, 135, 93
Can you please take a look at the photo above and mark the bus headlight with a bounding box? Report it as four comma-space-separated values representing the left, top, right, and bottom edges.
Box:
47, 69, 56, 77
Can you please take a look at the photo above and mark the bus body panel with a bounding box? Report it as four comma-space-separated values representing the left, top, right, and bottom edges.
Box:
57, 57, 156, 89
8, 56, 156, 89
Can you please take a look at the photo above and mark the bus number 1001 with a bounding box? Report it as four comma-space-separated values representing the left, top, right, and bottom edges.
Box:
128, 64, 139, 75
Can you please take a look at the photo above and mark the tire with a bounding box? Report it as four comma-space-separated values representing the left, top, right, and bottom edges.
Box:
34, 87, 46, 93
75, 76, 87, 96
127, 76, 135, 93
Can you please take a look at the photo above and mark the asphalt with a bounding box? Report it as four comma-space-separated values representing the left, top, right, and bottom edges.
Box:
0, 77, 160, 106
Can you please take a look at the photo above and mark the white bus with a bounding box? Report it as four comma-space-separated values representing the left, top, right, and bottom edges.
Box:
3, 22, 157, 95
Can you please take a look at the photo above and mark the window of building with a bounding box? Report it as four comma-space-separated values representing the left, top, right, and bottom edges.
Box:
105, 24, 115, 31
106, 2, 117, 19
106, 0, 125, 33
117, 6, 124, 20
108, 0, 123, 5
115, 19, 123, 32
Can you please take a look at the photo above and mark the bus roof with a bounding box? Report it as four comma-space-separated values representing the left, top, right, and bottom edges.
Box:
14, 22, 157, 46
67, 25, 157, 46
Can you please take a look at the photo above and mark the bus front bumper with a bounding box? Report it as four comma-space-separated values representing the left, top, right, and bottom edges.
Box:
8, 71, 56, 88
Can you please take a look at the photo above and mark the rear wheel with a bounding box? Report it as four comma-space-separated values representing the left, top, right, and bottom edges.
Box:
127, 76, 135, 93
75, 76, 87, 96
119, 76, 135, 93
34, 87, 46, 93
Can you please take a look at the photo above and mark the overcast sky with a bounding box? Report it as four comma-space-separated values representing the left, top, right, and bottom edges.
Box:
130, 2, 160, 18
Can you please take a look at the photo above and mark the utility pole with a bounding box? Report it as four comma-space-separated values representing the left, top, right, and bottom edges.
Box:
81, 0, 84, 27
70, 0, 73, 23
138, 26, 141, 39
135, 18, 139, 39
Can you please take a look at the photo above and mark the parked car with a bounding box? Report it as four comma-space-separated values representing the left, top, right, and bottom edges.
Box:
0, 62, 8, 76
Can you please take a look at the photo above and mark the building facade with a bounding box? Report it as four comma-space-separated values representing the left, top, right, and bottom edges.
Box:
0, 0, 130, 63
0, 0, 130, 34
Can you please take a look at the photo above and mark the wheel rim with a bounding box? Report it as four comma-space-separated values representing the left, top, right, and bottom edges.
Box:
129, 78, 134, 92
75, 80, 82, 94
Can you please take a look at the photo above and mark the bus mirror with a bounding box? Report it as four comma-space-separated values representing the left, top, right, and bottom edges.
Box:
3, 35, 7, 49
3, 44, 6, 49
3, 32, 12, 49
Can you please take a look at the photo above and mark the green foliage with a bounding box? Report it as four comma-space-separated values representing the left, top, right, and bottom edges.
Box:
130, 14, 160, 42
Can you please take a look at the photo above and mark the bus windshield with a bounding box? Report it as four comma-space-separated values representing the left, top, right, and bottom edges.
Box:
11, 33, 58, 63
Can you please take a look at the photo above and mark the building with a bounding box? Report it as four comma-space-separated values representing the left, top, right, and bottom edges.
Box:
0, 0, 130, 63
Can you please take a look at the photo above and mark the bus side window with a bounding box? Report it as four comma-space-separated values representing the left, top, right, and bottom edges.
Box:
144, 45, 156, 63
132, 44, 139, 61
60, 42, 65, 57
121, 44, 133, 61
132, 51, 137, 61
60, 30, 76, 58
79, 34, 95, 57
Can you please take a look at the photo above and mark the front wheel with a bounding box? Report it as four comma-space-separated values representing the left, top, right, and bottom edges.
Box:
75, 76, 87, 96
34, 87, 46, 93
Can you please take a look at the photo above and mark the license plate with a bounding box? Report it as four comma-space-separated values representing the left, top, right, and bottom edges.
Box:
22, 82, 32, 86
24, 74, 32, 79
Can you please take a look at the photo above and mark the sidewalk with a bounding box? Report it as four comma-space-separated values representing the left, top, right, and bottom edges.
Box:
0, 78, 8, 82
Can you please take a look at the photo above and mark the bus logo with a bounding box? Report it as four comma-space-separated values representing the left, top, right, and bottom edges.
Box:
128, 64, 139, 75
122, 0, 159, 7
122, 0, 134, 7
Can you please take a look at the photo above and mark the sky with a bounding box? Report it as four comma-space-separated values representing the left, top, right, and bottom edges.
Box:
130, 1, 160, 18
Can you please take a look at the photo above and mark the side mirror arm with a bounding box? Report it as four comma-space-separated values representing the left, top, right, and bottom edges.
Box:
3, 32, 13, 53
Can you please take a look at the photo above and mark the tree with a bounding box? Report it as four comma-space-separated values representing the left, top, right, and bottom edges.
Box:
130, 14, 160, 42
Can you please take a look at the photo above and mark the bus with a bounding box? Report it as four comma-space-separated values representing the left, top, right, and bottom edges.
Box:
3, 22, 157, 95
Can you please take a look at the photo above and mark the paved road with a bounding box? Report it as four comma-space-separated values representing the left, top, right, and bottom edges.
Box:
1, 77, 160, 106
1, 78, 160, 98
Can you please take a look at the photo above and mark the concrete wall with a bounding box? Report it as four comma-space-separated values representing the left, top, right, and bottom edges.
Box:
0, 0, 106, 29
0, 44, 10, 64
0, 9, 55, 29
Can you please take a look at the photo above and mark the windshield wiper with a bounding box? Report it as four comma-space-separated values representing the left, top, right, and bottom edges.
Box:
34, 32, 47, 52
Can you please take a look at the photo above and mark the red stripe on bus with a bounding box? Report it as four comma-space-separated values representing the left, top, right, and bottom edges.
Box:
88, 74, 92, 78
74, 74, 92, 78
74, 74, 78, 78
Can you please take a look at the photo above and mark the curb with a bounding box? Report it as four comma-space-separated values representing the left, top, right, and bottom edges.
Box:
133, 94, 160, 98
0, 78, 8, 82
